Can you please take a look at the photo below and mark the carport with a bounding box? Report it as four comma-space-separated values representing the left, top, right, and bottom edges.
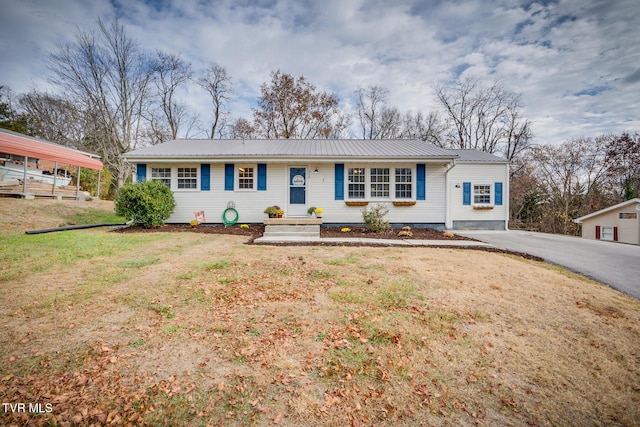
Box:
0, 129, 103, 199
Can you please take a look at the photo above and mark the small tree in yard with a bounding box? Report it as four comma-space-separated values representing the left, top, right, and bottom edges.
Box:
362, 203, 390, 232
115, 180, 176, 228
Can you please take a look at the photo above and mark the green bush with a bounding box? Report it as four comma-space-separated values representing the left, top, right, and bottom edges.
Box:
115, 180, 176, 228
362, 203, 390, 232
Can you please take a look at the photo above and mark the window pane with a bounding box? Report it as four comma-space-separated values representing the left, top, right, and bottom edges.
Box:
395, 168, 412, 199
177, 167, 197, 189
601, 227, 614, 241
370, 168, 390, 198
151, 167, 171, 188
473, 184, 491, 204
348, 168, 365, 199
238, 167, 254, 189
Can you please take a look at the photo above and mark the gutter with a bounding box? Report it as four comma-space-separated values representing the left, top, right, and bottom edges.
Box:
444, 160, 457, 229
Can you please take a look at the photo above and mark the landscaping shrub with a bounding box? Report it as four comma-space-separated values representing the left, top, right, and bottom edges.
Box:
361, 203, 390, 232
115, 180, 176, 228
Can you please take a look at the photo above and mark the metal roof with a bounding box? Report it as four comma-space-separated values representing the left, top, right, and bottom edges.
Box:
123, 139, 459, 161
448, 149, 509, 163
0, 129, 103, 170
574, 198, 640, 223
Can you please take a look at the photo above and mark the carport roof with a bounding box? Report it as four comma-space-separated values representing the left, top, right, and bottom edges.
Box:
0, 129, 103, 170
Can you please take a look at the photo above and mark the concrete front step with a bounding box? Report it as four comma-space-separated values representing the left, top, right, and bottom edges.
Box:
263, 231, 319, 238
265, 225, 319, 233
263, 222, 320, 239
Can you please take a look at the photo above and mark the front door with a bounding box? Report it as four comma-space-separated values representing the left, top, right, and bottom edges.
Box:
288, 166, 307, 216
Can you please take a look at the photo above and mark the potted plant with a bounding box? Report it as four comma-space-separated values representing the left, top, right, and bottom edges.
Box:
276, 209, 284, 218
314, 207, 324, 218
190, 219, 199, 228
264, 206, 278, 218
307, 206, 317, 216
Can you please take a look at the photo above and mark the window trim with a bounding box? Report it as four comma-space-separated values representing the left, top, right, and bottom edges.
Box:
176, 166, 199, 191
150, 167, 172, 188
344, 164, 415, 202
236, 164, 256, 191
600, 226, 614, 241
472, 183, 493, 206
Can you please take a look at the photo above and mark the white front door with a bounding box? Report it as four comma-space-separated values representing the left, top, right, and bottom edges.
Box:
288, 166, 307, 216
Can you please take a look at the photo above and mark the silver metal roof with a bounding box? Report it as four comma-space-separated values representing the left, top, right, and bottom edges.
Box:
448, 149, 508, 163
124, 139, 459, 160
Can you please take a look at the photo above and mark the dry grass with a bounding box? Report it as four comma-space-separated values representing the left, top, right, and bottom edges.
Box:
0, 199, 639, 426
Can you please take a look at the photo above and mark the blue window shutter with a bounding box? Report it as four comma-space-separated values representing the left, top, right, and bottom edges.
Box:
257, 164, 267, 191
416, 164, 426, 200
224, 164, 234, 191
136, 164, 146, 182
463, 182, 471, 205
335, 164, 344, 200
201, 164, 210, 191
494, 182, 503, 205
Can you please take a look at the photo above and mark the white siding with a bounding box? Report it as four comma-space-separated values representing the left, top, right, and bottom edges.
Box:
448, 163, 509, 225
156, 161, 448, 225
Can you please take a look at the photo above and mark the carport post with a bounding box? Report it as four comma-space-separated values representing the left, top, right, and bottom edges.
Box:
52, 162, 58, 195
22, 156, 27, 193
76, 166, 81, 199
96, 169, 102, 199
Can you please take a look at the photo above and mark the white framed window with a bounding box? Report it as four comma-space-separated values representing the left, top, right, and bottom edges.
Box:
601, 226, 614, 241
370, 168, 390, 199
177, 167, 197, 189
345, 165, 414, 201
238, 165, 255, 190
395, 168, 412, 199
150, 167, 171, 188
348, 167, 366, 199
473, 184, 492, 205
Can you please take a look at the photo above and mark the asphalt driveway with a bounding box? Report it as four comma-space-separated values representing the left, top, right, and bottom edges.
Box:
455, 230, 640, 300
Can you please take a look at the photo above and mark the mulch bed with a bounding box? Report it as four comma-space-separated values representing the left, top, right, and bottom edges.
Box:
115, 224, 543, 261
115, 224, 474, 241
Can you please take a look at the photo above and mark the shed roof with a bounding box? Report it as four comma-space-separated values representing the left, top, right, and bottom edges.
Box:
124, 139, 460, 161
0, 129, 103, 170
574, 198, 640, 223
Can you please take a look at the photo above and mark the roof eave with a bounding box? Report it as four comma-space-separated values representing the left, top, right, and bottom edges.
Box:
122, 155, 458, 163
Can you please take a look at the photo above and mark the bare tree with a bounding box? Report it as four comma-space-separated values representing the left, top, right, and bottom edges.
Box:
19, 90, 85, 145
605, 132, 640, 200
434, 76, 532, 159
253, 70, 345, 139
229, 117, 256, 139
198, 64, 232, 139
150, 51, 193, 140
526, 138, 615, 235
355, 85, 390, 139
400, 110, 447, 144
47, 15, 153, 187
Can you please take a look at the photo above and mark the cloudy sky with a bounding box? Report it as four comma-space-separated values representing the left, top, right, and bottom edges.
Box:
1, 0, 638, 144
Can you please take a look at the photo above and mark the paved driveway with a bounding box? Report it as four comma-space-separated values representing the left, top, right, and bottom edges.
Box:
454, 230, 640, 300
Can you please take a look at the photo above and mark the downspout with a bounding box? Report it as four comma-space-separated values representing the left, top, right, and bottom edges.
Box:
444, 159, 457, 229
504, 162, 510, 230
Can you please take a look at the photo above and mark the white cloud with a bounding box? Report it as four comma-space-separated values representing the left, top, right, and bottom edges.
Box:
0, 0, 638, 142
